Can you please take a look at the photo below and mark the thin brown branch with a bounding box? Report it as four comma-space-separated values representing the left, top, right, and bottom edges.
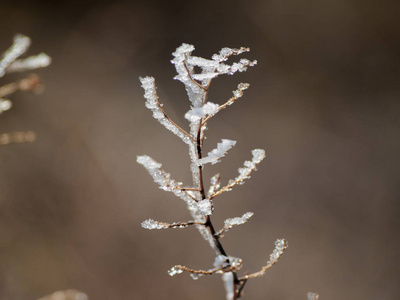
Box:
0, 74, 42, 98
0, 131, 36, 145
178, 187, 201, 191
201, 83, 249, 126
157, 220, 206, 229
195, 113, 242, 299
151, 81, 194, 142
172, 262, 241, 276
239, 239, 288, 281
209, 163, 259, 200
183, 61, 207, 91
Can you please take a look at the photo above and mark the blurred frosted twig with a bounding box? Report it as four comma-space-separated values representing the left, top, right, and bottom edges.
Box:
0, 34, 51, 147
37, 289, 88, 300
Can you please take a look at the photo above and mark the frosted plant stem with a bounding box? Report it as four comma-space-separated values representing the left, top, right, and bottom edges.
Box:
195, 112, 242, 299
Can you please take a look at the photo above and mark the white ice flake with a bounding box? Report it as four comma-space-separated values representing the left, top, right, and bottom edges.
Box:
207, 173, 221, 197
141, 219, 165, 230
168, 266, 184, 276
214, 255, 229, 268
136, 155, 179, 192
197, 199, 213, 216
267, 239, 288, 266
190, 273, 204, 280
185, 102, 219, 122
234, 149, 265, 182
224, 212, 254, 230
197, 139, 236, 166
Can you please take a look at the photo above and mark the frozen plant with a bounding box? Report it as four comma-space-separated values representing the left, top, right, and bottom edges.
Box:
138, 44, 315, 299
0, 34, 51, 145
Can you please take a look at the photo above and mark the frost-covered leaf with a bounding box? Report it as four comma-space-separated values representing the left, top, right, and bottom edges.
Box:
141, 219, 166, 230
185, 102, 219, 122
139, 76, 192, 145
197, 139, 236, 166
223, 212, 254, 231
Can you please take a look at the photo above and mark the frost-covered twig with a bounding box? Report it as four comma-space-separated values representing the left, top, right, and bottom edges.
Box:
141, 218, 205, 230
239, 239, 288, 281
209, 149, 266, 200
139, 77, 193, 144
0, 34, 50, 147
216, 212, 254, 237
138, 44, 295, 299
201, 83, 249, 126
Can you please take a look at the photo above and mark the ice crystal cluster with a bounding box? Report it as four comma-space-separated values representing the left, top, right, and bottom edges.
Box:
0, 34, 51, 145
137, 44, 290, 299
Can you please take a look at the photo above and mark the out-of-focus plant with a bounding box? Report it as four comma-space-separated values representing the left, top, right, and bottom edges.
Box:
0, 34, 51, 146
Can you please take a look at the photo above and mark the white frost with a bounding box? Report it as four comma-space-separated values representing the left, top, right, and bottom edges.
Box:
0, 34, 31, 77
197, 199, 213, 216
168, 266, 183, 276
214, 255, 229, 269
267, 239, 288, 266
224, 212, 254, 230
6, 52, 51, 73
222, 272, 234, 300
185, 102, 219, 122
139, 76, 192, 145
197, 139, 236, 166
141, 219, 165, 230
231, 149, 266, 184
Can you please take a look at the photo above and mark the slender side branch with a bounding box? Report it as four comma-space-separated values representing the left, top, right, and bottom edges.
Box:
201, 83, 250, 126
141, 218, 205, 230
210, 149, 266, 200
183, 61, 207, 91
151, 81, 194, 142
0, 74, 42, 98
169, 263, 241, 277
0, 131, 36, 145
239, 239, 288, 281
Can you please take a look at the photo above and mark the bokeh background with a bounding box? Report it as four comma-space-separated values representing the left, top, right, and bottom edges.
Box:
0, 0, 399, 299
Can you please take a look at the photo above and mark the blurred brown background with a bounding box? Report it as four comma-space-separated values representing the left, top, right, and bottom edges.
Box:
0, 0, 399, 299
